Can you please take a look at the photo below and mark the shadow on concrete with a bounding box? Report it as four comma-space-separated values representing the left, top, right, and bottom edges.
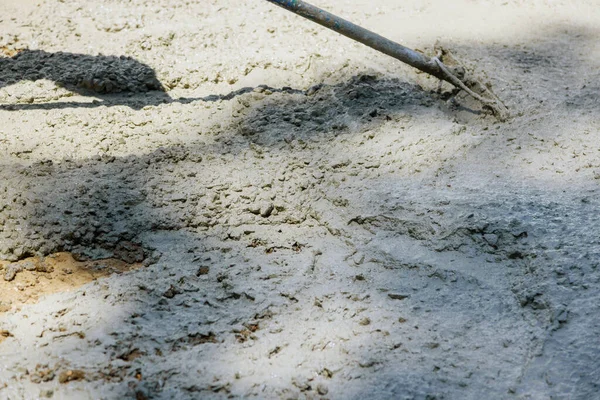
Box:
0, 49, 310, 111
0, 22, 599, 399
0, 50, 163, 93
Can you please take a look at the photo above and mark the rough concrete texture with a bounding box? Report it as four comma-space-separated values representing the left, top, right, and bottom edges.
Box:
1, 0, 599, 399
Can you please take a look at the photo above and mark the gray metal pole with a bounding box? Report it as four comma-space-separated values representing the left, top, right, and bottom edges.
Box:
265, 0, 509, 120
264, 0, 448, 82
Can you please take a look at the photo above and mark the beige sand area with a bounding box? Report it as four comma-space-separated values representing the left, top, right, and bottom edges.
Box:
1, 0, 599, 398
0, 253, 143, 314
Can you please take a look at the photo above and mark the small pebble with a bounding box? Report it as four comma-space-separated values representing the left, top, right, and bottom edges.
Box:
260, 203, 274, 218
317, 383, 329, 395
4, 263, 23, 281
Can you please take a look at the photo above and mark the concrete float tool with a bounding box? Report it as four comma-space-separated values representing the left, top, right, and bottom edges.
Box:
265, 0, 509, 120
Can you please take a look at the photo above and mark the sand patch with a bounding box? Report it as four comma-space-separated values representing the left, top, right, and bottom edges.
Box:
0, 252, 142, 314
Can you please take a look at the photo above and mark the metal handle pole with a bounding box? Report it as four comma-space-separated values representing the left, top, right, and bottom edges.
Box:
264, 0, 447, 81
265, 0, 509, 120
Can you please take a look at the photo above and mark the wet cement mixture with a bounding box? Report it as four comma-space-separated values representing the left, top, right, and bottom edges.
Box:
1, 0, 599, 399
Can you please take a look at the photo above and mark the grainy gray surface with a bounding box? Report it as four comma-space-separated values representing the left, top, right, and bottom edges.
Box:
1, 0, 599, 399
